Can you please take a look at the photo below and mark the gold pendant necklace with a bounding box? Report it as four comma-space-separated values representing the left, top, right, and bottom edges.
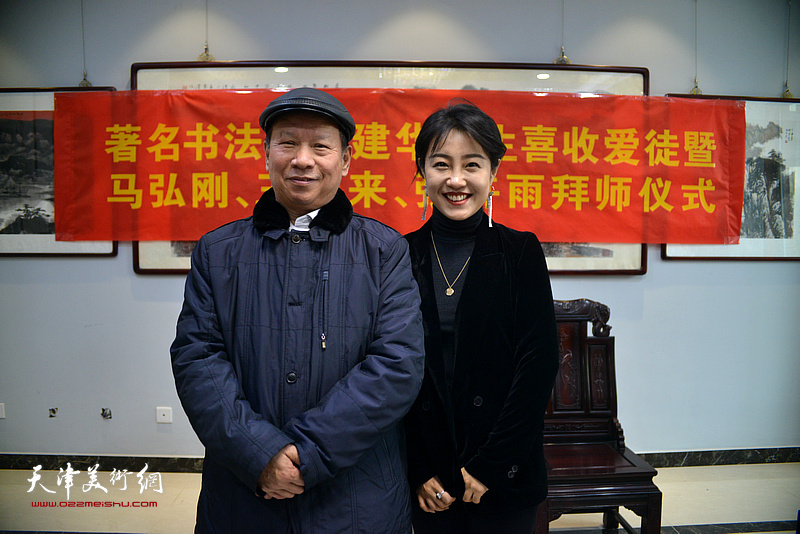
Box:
432, 236, 471, 297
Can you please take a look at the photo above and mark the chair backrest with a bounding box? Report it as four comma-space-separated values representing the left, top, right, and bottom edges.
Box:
544, 299, 625, 450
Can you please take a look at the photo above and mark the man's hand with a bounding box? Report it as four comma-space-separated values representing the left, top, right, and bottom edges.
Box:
461, 467, 488, 504
416, 476, 455, 513
257, 444, 305, 499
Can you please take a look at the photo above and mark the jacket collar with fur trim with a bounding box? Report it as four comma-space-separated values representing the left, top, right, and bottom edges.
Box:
253, 188, 353, 235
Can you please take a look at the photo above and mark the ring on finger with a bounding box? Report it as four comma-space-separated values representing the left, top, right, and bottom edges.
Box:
435, 491, 443, 500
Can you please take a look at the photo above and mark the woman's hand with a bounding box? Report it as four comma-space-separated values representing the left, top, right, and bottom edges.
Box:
416, 476, 455, 513
460, 467, 489, 504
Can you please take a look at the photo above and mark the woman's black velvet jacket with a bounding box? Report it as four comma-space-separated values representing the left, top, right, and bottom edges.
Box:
403, 213, 560, 512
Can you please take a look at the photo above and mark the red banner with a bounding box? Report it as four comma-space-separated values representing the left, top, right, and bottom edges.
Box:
54, 88, 745, 243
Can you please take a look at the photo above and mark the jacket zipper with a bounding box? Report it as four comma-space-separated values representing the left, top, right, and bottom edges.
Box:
321, 270, 329, 350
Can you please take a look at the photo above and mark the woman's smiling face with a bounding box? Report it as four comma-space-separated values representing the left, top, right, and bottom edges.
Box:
423, 129, 496, 221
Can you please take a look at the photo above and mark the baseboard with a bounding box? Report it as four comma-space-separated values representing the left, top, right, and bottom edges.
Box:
554, 520, 798, 534
0, 454, 202, 473
639, 447, 800, 468
1, 446, 798, 473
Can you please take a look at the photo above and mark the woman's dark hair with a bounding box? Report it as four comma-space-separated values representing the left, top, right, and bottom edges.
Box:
414, 101, 507, 178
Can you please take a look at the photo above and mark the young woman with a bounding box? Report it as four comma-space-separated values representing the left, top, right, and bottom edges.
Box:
403, 102, 560, 533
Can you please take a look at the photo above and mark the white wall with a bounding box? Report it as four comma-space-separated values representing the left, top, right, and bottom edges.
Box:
1, 0, 798, 457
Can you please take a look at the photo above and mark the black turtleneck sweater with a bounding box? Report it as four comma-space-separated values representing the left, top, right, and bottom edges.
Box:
430, 207, 483, 390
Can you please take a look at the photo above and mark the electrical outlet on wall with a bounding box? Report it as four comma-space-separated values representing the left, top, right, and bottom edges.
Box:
156, 406, 172, 424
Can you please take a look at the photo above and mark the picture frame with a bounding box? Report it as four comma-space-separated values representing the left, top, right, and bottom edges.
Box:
0, 87, 118, 257
662, 94, 800, 261
133, 240, 195, 275
131, 60, 648, 274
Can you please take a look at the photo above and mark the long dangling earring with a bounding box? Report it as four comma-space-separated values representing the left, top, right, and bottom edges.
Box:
487, 185, 495, 227
421, 180, 428, 221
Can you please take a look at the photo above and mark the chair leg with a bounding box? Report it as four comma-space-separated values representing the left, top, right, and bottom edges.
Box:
640, 495, 663, 534
603, 508, 619, 533
534, 499, 550, 534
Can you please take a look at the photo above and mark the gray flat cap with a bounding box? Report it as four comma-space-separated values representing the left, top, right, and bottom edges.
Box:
259, 87, 356, 142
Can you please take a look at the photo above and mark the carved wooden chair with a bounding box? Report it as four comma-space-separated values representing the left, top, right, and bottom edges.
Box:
535, 299, 662, 534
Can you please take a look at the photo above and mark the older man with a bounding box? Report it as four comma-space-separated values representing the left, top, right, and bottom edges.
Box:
171, 88, 424, 533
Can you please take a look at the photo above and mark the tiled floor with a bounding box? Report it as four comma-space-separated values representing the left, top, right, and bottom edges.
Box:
0, 463, 797, 533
